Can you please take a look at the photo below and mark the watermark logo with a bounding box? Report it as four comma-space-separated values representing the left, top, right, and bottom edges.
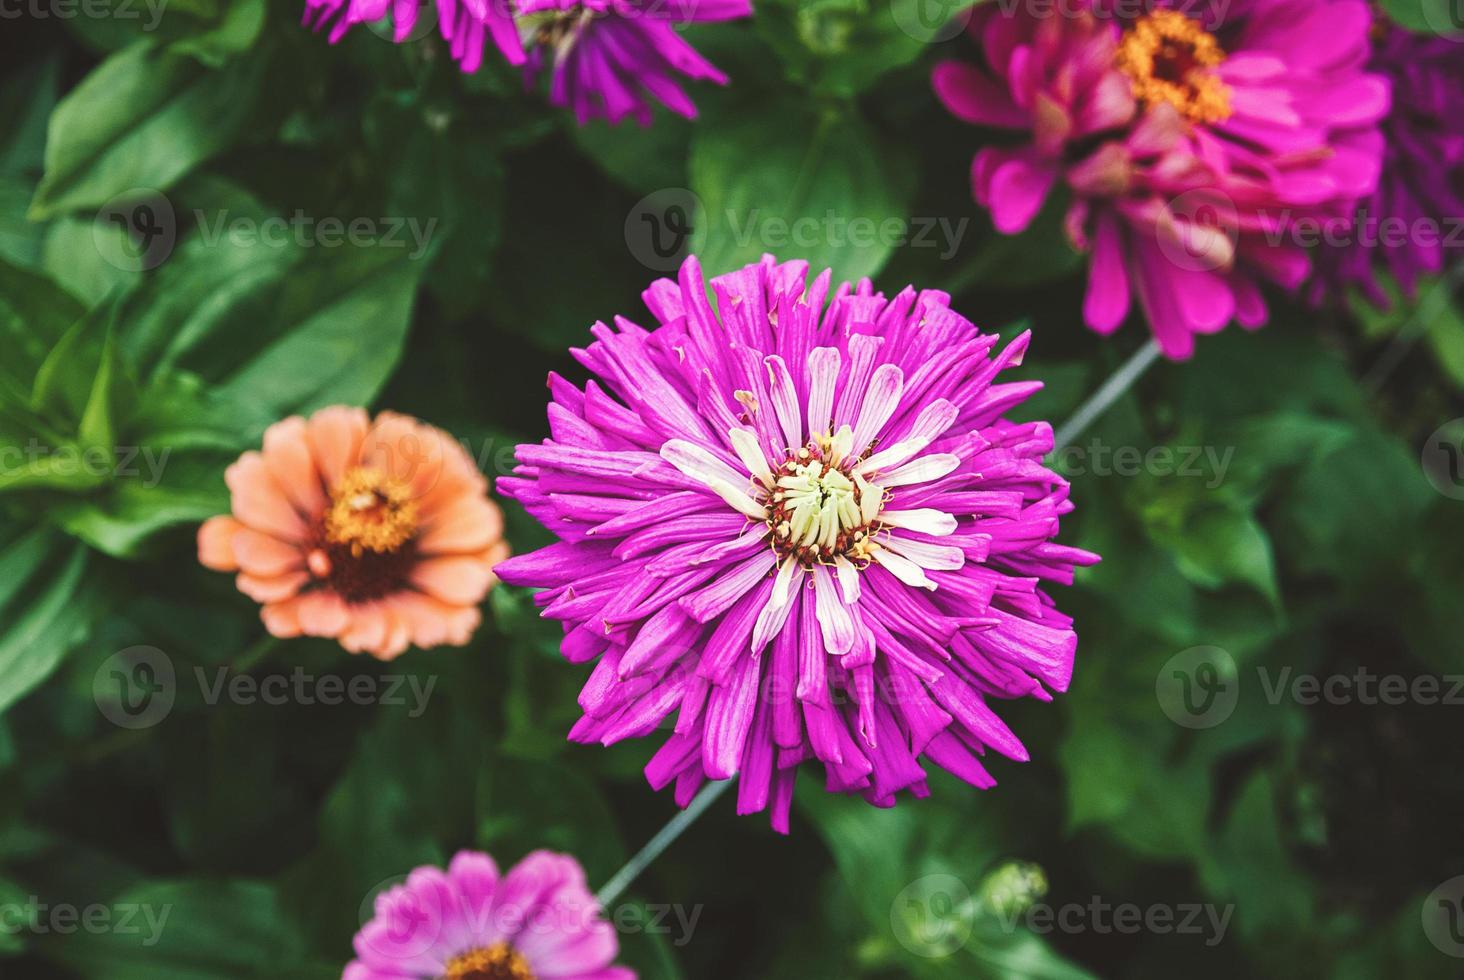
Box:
1155, 189, 1238, 274
364, 0, 438, 43
1419, 0, 1464, 41
93, 648, 438, 728
891, 874, 973, 958
1156, 646, 1238, 729
1423, 876, 1464, 957
1422, 418, 1464, 501
93, 646, 176, 730
95, 189, 177, 272
891, 0, 976, 42
625, 188, 701, 272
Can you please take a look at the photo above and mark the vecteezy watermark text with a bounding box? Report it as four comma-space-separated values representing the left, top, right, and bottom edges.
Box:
0, 0, 167, 29
725, 210, 969, 261
0, 441, 171, 488
195, 210, 437, 259
0, 899, 171, 947
1051, 439, 1235, 487
997, 897, 1233, 947
94, 647, 437, 729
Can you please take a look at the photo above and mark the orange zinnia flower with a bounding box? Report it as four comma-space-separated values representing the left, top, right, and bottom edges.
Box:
198, 406, 507, 660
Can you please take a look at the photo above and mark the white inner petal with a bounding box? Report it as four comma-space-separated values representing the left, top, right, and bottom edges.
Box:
661, 439, 768, 520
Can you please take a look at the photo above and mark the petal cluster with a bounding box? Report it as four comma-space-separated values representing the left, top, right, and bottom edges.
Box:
1310, 23, 1464, 307
934, 0, 1390, 358
302, 0, 752, 125
496, 255, 1098, 831
199, 406, 507, 660
345, 850, 633, 979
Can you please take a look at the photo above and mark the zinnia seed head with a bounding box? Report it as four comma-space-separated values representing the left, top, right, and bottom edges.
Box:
1116, 10, 1232, 124
445, 941, 537, 980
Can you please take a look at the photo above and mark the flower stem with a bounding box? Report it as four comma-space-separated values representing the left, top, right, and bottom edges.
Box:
595, 779, 734, 908
1052, 339, 1162, 453
232, 635, 281, 674
1362, 262, 1464, 391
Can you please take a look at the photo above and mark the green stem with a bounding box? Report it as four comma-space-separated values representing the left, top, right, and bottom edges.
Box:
1051, 339, 1162, 453
595, 779, 734, 908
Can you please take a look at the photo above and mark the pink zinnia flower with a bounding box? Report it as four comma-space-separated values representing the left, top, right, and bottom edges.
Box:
199, 407, 507, 660
345, 850, 633, 980
934, 0, 1389, 358
495, 255, 1098, 831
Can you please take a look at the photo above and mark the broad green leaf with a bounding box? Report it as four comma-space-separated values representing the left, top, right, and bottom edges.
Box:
31, 41, 268, 218
0, 53, 61, 178
0, 256, 85, 394
690, 97, 914, 283
0, 532, 90, 716
212, 245, 425, 416
41, 214, 142, 306
757, 0, 978, 96
1170, 507, 1281, 606
0, 873, 29, 954
39, 879, 323, 980
1377, 0, 1463, 37
52, 452, 230, 558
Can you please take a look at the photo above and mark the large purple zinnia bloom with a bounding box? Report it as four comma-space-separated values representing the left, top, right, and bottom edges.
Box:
1310, 23, 1464, 308
495, 255, 1098, 832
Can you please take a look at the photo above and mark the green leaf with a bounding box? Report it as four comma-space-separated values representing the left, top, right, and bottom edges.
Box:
690, 97, 914, 283
1377, 0, 1462, 37
169, 0, 268, 67
41, 214, 143, 306
51, 452, 229, 558
0, 255, 85, 394
1169, 507, 1281, 606
0, 873, 30, 954
39, 879, 322, 980
0, 531, 91, 716
31, 41, 269, 219
757, 0, 977, 96
0, 53, 61, 178
212, 245, 424, 416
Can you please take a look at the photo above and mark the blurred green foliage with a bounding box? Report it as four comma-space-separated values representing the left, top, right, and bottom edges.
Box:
0, 1, 1462, 978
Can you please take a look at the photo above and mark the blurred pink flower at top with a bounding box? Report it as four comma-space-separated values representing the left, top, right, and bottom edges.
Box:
302, 0, 752, 126
933, 0, 1390, 359
199, 406, 508, 661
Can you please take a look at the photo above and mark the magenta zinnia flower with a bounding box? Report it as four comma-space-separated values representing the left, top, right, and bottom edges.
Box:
517, 0, 752, 125
494, 255, 1098, 832
1310, 23, 1464, 308
934, 0, 1389, 358
345, 850, 632, 980
301, 0, 750, 125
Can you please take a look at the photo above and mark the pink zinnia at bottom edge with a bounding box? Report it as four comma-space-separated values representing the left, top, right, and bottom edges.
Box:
345, 850, 634, 979
494, 254, 1100, 832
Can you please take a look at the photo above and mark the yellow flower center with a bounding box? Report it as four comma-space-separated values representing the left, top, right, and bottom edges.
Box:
1116, 10, 1233, 124
444, 943, 536, 980
767, 428, 887, 566
520, 8, 596, 57
323, 467, 418, 557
